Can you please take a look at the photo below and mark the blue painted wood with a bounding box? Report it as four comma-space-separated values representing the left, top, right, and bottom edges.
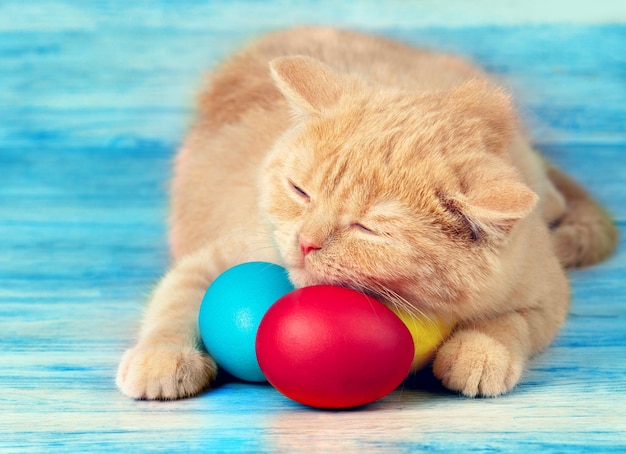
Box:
1, 2, 625, 452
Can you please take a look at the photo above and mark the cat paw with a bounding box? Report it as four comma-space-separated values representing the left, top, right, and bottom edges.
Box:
432, 330, 523, 397
116, 343, 217, 400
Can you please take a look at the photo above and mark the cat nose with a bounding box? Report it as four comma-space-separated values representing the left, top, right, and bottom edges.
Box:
299, 234, 322, 256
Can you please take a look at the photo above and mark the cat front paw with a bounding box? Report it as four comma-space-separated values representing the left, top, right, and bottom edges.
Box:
116, 342, 217, 400
432, 330, 523, 397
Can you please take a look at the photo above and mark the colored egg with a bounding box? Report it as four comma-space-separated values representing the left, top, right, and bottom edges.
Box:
390, 308, 453, 372
198, 262, 295, 382
255, 285, 415, 409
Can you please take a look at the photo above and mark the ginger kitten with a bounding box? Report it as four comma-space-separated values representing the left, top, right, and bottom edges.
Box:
116, 27, 617, 400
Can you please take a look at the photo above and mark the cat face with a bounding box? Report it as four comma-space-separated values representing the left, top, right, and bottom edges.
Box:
259, 56, 537, 316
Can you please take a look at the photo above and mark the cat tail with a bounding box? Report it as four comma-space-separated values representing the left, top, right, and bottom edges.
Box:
547, 164, 619, 268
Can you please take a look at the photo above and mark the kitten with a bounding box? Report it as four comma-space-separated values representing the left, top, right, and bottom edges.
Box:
116, 27, 617, 400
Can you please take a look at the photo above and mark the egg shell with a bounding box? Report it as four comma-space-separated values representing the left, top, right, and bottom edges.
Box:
255, 285, 415, 409
390, 309, 453, 372
198, 262, 294, 382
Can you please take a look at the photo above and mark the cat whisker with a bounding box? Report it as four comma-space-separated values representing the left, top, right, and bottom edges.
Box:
368, 283, 448, 333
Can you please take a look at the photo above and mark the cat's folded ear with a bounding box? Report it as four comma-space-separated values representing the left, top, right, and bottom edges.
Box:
269, 56, 348, 116
441, 165, 538, 244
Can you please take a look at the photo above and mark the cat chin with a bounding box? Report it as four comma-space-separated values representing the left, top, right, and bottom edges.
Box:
287, 265, 370, 296
287, 264, 423, 313
287, 263, 352, 289
286, 267, 325, 288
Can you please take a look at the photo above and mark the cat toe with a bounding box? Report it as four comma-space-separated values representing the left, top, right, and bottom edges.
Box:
433, 330, 523, 397
116, 343, 217, 400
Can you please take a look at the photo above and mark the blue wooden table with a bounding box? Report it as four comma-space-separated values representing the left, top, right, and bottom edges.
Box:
1, 2, 625, 452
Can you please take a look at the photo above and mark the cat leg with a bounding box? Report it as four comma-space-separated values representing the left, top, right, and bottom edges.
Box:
432, 297, 567, 397
432, 312, 528, 397
116, 244, 222, 400
117, 233, 281, 401
546, 164, 618, 268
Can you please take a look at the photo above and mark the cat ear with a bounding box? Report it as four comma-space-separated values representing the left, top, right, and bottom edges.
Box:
269, 56, 345, 115
442, 170, 538, 243
448, 80, 517, 154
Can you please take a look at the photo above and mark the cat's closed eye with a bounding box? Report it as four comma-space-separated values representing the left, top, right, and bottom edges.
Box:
352, 223, 375, 234
289, 181, 310, 200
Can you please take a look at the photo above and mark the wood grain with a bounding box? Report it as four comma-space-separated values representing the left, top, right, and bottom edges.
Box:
1, 2, 624, 452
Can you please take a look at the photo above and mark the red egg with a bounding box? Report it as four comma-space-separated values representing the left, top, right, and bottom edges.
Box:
255, 285, 414, 409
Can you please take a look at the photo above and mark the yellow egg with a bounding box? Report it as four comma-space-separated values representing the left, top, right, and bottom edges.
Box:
391, 309, 454, 372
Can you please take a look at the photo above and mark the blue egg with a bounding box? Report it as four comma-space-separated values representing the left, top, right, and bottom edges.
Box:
198, 262, 295, 382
